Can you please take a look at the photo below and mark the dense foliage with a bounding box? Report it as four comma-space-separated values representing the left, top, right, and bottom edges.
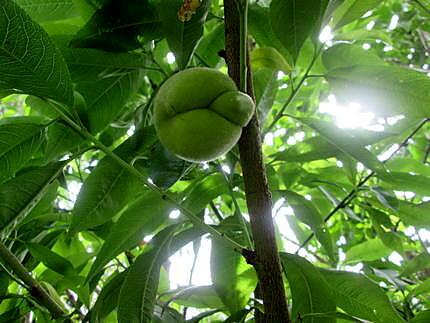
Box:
0, 0, 429, 322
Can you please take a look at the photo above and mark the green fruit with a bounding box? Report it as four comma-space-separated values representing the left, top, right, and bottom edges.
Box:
154, 67, 255, 162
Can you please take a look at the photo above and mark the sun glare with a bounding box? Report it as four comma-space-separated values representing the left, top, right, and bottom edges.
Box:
319, 94, 380, 130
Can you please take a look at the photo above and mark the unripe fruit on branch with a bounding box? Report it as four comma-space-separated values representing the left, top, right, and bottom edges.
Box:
153, 67, 255, 162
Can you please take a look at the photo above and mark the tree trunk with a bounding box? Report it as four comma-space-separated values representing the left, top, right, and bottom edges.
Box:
223, 1, 291, 322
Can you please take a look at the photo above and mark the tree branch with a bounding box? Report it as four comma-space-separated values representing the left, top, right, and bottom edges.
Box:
0, 242, 66, 318
224, 1, 291, 321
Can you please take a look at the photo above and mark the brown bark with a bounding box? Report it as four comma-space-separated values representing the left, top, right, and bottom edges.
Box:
223, 1, 291, 322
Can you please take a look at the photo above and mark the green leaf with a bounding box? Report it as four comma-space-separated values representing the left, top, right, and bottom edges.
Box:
63, 47, 152, 70
211, 233, 256, 313
401, 253, 430, 277
410, 310, 430, 323
0, 162, 64, 234
70, 134, 150, 234
73, 67, 144, 133
397, 201, 430, 229
319, 269, 404, 323
296, 117, 385, 173
15, 0, 79, 23
71, 0, 161, 52
148, 144, 189, 190
409, 279, 430, 298
325, 65, 430, 118
117, 225, 177, 323
270, 0, 324, 60
87, 191, 172, 281
90, 271, 127, 322
26, 243, 75, 276
282, 190, 336, 261
183, 174, 230, 214
251, 47, 292, 74
0, 0, 73, 106
164, 286, 224, 309
380, 172, 430, 196
322, 43, 384, 70
332, 0, 381, 29
0, 119, 46, 183
280, 253, 336, 322
249, 4, 291, 63
45, 121, 84, 161
195, 23, 225, 68
157, 0, 211, 69
345, 238, 392, 264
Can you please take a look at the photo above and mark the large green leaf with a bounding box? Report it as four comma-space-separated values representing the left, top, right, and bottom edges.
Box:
89, 271, 127, 322
73, 67, 144, 133
0, 162, 64, 234
282, 190, 336, 261
182, 173, 230, 214
26, 243, 75, 276
319, 269, 404, 323
280, 253, 336, 323
87, 191, 172, 281
117, 225, 177, 323
157, 0, 211, 69
410, 311, 430, 323
322, 43, 384, 70
71, 0, 161, 52
326, 65, 430, 118
0, 0, 73, 106
332, 0, 381, 29
0, 119, 46, 183
401, 253, 430, 277
397, 201, 430, 229
15, 0, 79, 23
211, 220, 256, 313
270, 0, 324, 60
251, 47, 292, 74
380, 172, 430, 196
70, 133, 153, 234
296, 117, 385, 173
345, 238, 392, 264
248, 4, 291, 62
63, 47, 152, 70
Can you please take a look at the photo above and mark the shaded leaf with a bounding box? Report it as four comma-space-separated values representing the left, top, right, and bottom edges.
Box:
26, 243, 75, 276
15, 0, 79, 23
157, 0, 211, 69
117, 225, 177, 323
87, 191, 172, 281
0, 119, 46, 183
0, 162, 64, 233
319, 269, 404, 323
70, 133, 151, 234
270, 0, 324, 60
282, 190, 336, 261
280, 253, 336, 323
0, 0, 73, 106
401, 253, 430, 277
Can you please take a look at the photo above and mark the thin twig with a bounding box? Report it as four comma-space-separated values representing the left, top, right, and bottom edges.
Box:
264, 45, 324, 135
295, 118, 429, 253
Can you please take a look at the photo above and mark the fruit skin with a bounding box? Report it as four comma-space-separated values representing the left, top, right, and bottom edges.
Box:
154, 67, 255, 162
